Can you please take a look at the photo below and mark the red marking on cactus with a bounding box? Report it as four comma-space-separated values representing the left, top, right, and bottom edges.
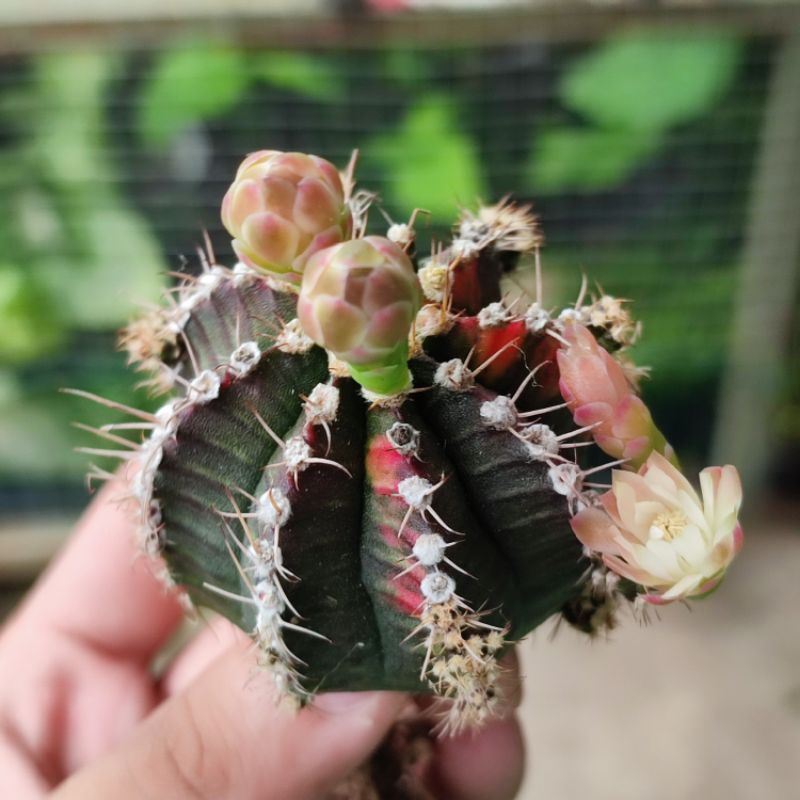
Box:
523, 334, 562, 400
450, 256, 483, 313
389, 570, 424, 617
376, 522, 424, 614
449, 254, 503, 314
379, 522, 399, 547
304, 421, 324, 451
366, 434, 410, 495
475, 320, 527, 383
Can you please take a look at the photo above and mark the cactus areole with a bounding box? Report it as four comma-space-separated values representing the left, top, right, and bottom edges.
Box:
78, 149, 743, 733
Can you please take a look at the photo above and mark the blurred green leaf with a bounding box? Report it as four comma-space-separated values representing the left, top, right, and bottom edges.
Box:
368, 96, 483, 220
33, 51, 116, 184
35, 207, 167, 329
530, 126, 661, 192
139, 42, 248, 147
251, 51, 345, 101
0, 354, 156, 480
382, 47, 431, 87
21, 50, 168, 328
562, 33, 743, 132
0, 266, 64, 363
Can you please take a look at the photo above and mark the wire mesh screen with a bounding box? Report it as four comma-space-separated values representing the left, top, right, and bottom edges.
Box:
0, 10, 797, 514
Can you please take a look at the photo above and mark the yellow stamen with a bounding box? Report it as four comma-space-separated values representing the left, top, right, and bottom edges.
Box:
650, 510, 688, 541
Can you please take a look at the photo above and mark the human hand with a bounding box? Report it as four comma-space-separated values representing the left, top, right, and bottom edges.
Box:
0, 480, 525, 799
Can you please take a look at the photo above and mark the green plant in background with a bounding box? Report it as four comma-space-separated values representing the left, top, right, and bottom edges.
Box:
138, 40, 347, 150
530, 31, 743, 191
137, 40, 481, 223
366, 95, 484, 221
0, 31, 771, 494
138, 42, 250, 148
0, 50, 166, 483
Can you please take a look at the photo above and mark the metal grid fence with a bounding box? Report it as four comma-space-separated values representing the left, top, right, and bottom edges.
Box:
0, 5, 798, 518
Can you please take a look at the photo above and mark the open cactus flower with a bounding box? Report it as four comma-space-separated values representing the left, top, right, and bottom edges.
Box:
72, 148, 743, 741
571, 453, 743, 604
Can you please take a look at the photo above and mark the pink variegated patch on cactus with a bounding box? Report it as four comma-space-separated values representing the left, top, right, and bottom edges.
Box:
556, 321, 675, 470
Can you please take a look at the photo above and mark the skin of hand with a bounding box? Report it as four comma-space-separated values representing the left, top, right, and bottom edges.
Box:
0, 480, 525, 800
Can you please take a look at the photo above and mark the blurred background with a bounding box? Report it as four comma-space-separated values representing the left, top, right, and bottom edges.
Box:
0, 1, 798, 797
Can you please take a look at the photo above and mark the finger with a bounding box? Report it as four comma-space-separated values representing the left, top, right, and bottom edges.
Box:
50, 639, 409, 800
433, 716, 525, 800
15, 477, 183, 664
429, 649, 525, 800
0, 731, 51, 799
160, 614, 242, 697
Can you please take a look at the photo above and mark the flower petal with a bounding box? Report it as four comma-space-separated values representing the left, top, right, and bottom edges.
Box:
570, 507, 622, 555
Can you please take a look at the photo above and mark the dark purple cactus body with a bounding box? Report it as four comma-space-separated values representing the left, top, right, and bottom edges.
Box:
138, 264, 585, 701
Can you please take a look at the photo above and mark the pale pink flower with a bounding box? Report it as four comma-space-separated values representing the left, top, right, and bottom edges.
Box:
556, 321, 674, 469
571, 452, 744, 603
221, 150, 352, 282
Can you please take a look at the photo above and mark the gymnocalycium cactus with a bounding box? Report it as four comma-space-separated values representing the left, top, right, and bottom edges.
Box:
74, 149, 743, 734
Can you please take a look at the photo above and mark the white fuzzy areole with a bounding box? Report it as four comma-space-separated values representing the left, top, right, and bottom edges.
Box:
415, 304, 453, 341
421, 571, 456, 604
256, 487, 292, 528
480, 395, 518, 429
477, 302, 512, 329
304, 383, 340, 424
187, 370, 221, 404
283, 436, 312, 472
277, 318, 314, 354
557, 307, 588, 325
397, 475, 433, 510
413, 533, 447, 567
548, 462, 583, 497
524, 302, 550, 333
434, 359, 474, 392
387, 222, 414, 247
166, 307, 191, 335
450, 236, 480, 260
154, 399, 182, 434
232, 261, 260, 287
387, 422, 421, 458
521, 423, 559, 459
229, 341, 261, 377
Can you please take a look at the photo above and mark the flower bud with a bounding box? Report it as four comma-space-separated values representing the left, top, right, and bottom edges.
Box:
221, 150, 352, 283
298, 237, 422, 396
556, 321, 675, 470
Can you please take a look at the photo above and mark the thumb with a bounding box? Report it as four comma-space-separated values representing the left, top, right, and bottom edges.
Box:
51, 639, 409, 800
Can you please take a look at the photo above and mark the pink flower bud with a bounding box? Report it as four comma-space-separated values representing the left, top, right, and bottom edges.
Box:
221, 150, 352, 283
556, 321, 674, 470
298, 237, 422, 396
571, 452, 743, 603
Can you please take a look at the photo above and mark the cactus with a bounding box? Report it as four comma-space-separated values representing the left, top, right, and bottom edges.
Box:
73, 149, 742, 736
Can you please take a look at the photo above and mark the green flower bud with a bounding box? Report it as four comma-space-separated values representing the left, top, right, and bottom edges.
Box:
221, 150, 352, 283
298, 237, 422, 396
